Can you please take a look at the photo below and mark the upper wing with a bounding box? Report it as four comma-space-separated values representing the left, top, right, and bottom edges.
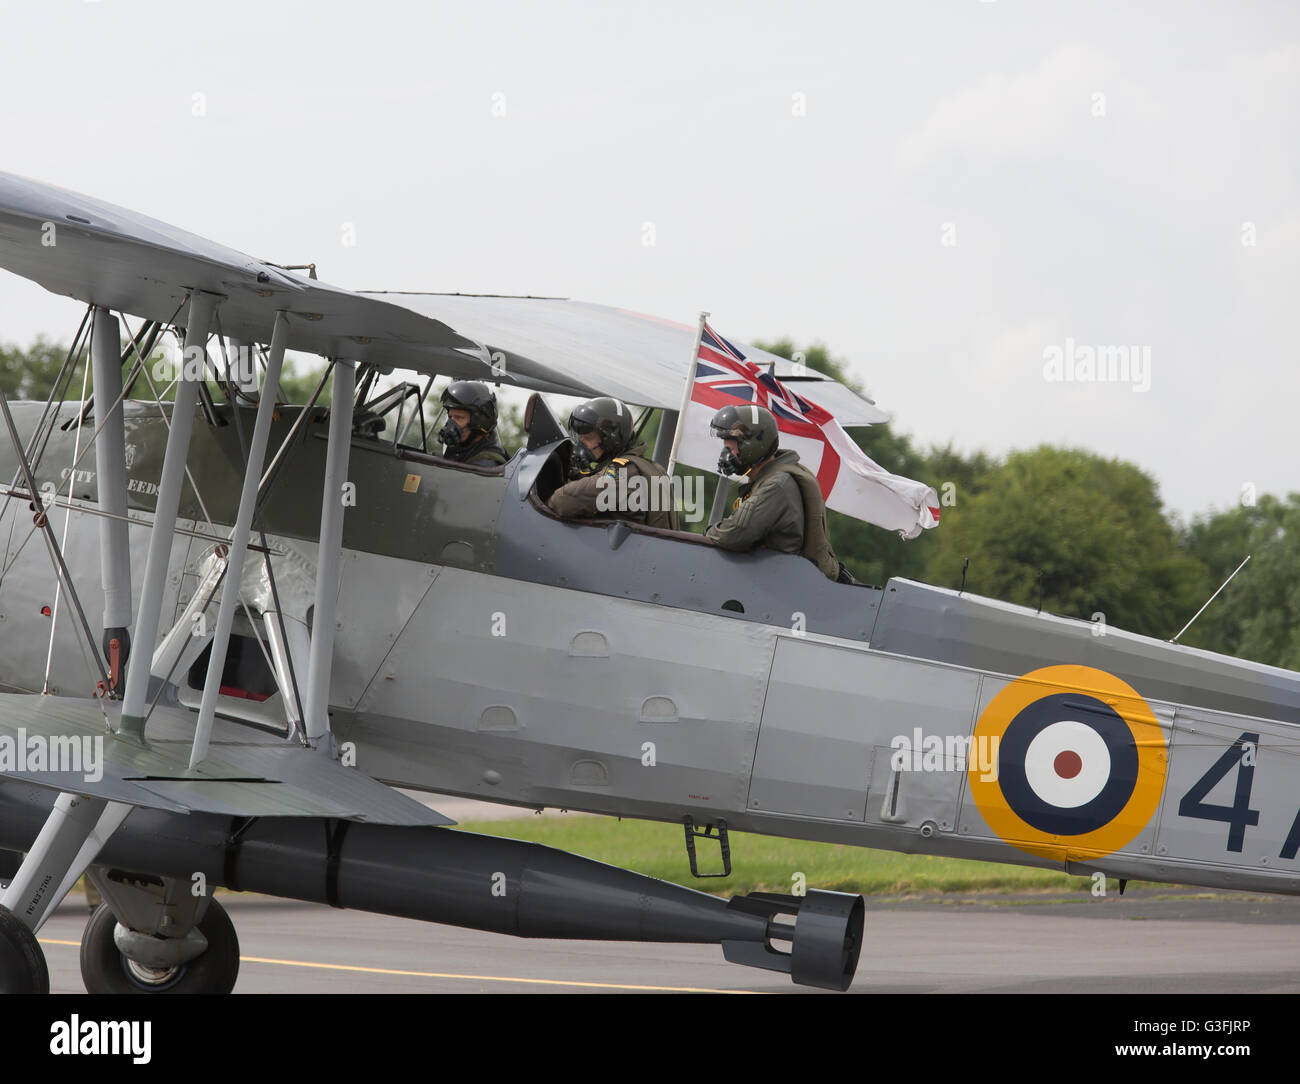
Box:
363, 293, 890, 425
0, 171, 485, 376
0, 172, 886, 422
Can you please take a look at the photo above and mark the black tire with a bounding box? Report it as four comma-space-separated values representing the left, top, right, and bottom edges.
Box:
79, 898, 240, 995
0, 904, 49, 994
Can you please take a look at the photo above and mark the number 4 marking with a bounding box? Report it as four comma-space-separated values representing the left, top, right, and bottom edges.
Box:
1178, 732, 1260, 853
1282, 809, 1300, 862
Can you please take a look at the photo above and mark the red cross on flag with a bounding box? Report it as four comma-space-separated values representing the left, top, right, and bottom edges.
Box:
669, 319, 941, 539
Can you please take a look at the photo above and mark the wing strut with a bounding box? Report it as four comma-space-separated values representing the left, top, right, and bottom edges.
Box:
118, 290, 216, 743
188, 311, 289, 768
303, 358, 356, 743
90, 306, 133, 696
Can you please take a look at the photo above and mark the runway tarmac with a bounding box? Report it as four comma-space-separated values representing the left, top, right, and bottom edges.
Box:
13, 797, 1294, 995
36, 881, 1300, 994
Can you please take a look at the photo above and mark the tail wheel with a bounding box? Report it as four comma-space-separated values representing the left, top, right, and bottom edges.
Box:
0, 904, 49, 994
80, 898, 240, 995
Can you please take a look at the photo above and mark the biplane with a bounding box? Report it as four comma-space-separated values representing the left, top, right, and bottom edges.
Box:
0, 171, 1296, 994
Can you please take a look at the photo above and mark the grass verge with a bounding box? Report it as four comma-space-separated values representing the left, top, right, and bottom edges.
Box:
453, 814, 1100, 897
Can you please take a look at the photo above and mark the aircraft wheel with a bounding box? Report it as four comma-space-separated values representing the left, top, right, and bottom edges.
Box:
80, 899, 240, 995
0, 904, 50, 994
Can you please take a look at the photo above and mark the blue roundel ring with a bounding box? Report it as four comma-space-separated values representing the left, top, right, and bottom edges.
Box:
995, 693, 1139, 836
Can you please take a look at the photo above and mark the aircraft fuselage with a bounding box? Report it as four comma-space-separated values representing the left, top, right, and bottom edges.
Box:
1, 401, 1298, 897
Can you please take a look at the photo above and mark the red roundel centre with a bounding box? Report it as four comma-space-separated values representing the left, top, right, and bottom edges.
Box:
1054, 750, 1083, 779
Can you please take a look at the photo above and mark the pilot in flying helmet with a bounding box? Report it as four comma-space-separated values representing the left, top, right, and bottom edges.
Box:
437, 381, 509, 466
546, 397, 677, 529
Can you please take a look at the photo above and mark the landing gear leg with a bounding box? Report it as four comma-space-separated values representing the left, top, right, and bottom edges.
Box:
0, 792, 128, 993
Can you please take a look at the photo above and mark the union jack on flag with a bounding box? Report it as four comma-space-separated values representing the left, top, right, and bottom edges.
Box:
673, 320, 941, 538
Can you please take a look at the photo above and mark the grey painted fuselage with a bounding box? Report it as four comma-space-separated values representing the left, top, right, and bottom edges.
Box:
2, 401, 1298, 898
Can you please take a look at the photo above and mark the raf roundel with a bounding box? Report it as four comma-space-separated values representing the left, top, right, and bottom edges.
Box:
967, 665, 1167, 862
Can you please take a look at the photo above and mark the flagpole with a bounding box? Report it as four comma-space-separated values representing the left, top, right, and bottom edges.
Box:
665, 310, 709, 477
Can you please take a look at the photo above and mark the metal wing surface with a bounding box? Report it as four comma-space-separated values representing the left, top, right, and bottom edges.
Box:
364, 292, 890, 424
0, 694, 452, 826
0, 171, 485, 376
0, 171, 886, 422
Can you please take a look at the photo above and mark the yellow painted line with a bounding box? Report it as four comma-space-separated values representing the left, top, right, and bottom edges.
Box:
239, 955, 754, 992
38, 937, 754, 993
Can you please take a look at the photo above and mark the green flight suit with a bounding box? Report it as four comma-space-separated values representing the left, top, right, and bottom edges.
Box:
547, 443, 680, 530
706, 449, 840, 580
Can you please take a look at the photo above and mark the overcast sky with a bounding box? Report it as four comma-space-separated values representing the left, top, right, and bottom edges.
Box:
1, 1, 1295, 521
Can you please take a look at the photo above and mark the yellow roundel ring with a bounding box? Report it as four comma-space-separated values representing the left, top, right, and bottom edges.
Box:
967, 665, 1167, 863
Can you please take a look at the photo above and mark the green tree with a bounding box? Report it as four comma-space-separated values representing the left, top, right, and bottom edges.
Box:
922, 446, 1207, 639
751, 337, 938, 585
1178, 494, 1300, 669
274, 356, 333, 404
0, 337, 75, 399
926, 442, 996, 503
